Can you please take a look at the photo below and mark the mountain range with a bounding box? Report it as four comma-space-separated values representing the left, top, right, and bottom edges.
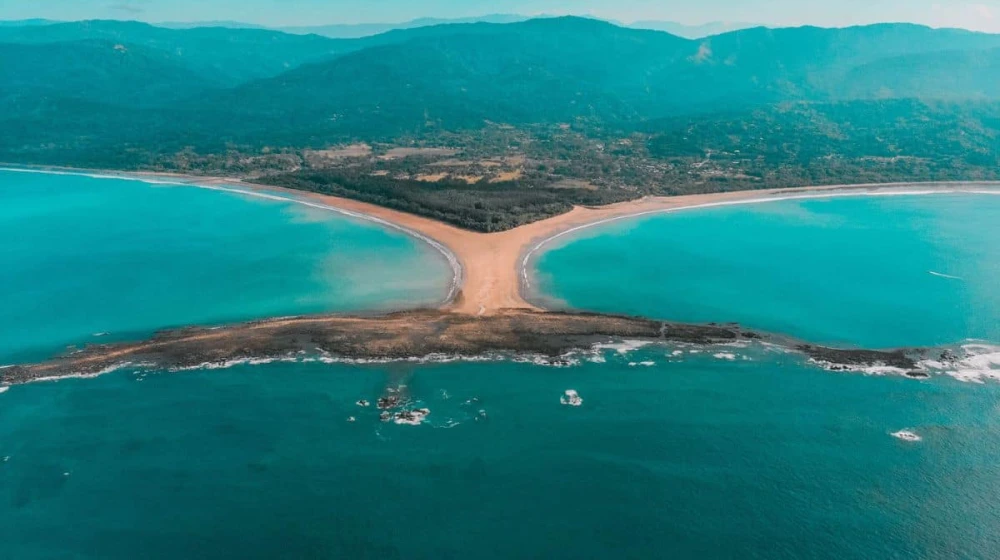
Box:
0, 15, 757, 39
2, 16, 999, 179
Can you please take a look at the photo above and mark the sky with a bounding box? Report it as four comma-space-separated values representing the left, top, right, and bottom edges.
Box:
2, 0, 999, 32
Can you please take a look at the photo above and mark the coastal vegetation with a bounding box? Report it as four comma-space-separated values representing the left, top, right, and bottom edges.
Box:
260, 169, 637, 231
3, 17, 1000, 230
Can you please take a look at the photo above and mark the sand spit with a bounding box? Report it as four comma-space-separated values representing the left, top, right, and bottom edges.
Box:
298, 180, 1000, 315
4, 166, 999, 317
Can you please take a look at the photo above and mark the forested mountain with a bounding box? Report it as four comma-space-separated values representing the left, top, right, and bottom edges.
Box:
0, 20, 354, 85
3, 16, 1000, 230
161, 18, 1000, 143
198, 18, 692, 138
8, 17, 1000, 121
0, 41, 222, 108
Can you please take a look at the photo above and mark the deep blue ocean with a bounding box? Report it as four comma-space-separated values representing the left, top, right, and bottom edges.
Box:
2, 172, 999, 559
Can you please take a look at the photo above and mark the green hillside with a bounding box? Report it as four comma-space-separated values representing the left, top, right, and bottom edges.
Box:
3, 17, 1000, 230
182, 18, 1000, 140
0, 20, 353, 85
0, 40, 221, 108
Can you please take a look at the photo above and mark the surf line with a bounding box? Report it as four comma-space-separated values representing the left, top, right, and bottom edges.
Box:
929, 271, 964, 280
519, 187, 1000, 292
0, 167, 464, 307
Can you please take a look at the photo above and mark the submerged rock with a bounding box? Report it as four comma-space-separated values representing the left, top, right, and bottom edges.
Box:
891, 430, 922, 442
377, 395, 401, 410
560, 389, 583, 407
393, 408, 431, 426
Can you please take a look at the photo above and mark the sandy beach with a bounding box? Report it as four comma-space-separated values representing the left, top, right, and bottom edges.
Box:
4, 166, 999, 316
265, 181, 1000, 315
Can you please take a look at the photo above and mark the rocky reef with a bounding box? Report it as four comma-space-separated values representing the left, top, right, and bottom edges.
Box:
1, 309, 933, 386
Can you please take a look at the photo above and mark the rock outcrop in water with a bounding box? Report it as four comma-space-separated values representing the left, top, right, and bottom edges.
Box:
0, 308, 933, 386
2, 310, 755, 385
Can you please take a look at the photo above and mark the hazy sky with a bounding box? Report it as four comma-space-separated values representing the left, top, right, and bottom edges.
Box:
3, 0, 1000, 32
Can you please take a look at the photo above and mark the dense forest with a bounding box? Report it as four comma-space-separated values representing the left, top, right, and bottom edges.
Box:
2, 17, 1000, 230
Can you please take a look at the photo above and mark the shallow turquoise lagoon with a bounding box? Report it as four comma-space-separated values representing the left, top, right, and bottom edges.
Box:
0, 170, 452, 363
533, 194, 1000, 348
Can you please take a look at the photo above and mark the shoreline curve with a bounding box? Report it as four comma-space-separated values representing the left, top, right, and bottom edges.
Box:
0, 166, 465, 308
517, 185, 1000, 306
4, 165, 1000, 316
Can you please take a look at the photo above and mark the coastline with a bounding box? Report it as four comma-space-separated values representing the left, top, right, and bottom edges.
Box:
516, 183, 1000, 307
4, 164, 1000, 316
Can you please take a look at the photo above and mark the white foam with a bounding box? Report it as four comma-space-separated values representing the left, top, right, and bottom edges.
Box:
393, 408, 431, 426
248, 358, 275, 366
811, 358, 911, 377
170, 358, 254, 372
917, 344, 1000, 384
713, 352, 737, 361
560, 389, 584, 406
592, 340, 652, 355
891, 430, 922, 442
928, 271, 964, 280
514, 354, 579, 367
0, 386, 8, 394
866, 366, 911, 376
33, 362, 133, 383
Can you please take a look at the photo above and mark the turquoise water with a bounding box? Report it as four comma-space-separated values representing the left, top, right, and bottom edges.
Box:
3, 179, 1000, 559
534, 194, 1000, 348
0, 170, 452, 363
2, 352, 999, 559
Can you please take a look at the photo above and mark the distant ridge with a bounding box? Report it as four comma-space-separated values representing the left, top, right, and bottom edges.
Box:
155, 20, 270, 30
627, 20, 760, 38
0, 14, 755, 39
277, 14, 532, 38
0, 19, 59, 27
